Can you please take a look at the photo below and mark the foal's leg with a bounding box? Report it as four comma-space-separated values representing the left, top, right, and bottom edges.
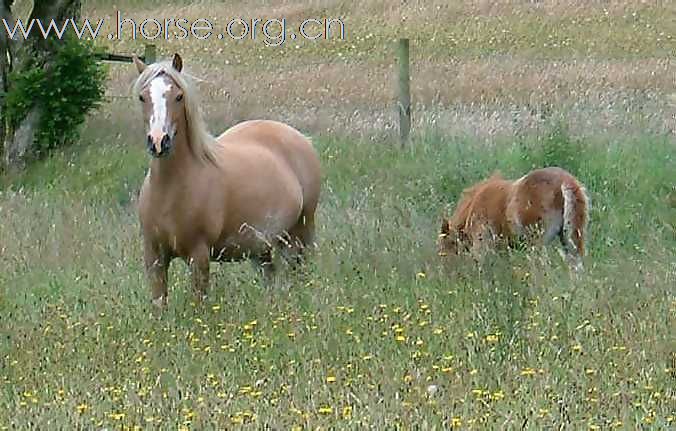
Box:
542, 213, 564, 246
468, 223, 493, 263
144, 241, 170, 308
189, 243, 210, 302
558, 230, 583, 272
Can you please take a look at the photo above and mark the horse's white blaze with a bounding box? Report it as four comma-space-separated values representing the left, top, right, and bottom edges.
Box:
148, 76, 171, 152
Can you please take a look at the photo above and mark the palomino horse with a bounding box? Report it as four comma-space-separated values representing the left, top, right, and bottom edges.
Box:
131, 53, 321, 307
437, 167, 589, 270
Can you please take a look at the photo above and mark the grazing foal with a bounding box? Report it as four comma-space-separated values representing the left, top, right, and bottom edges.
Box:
438, 167, 589, 270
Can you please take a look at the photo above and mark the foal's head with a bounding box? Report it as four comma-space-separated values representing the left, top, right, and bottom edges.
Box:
133, 54, 186, 158
437, 219, 466, 256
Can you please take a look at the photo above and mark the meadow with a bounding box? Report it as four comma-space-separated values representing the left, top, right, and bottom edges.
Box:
1, 0, 675, 429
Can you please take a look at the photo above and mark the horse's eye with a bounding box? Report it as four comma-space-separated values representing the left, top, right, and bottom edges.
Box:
139, 94, 145, 103
176, 94, 184, 102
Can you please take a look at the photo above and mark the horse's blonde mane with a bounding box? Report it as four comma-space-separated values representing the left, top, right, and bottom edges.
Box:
132, 61, 217, 165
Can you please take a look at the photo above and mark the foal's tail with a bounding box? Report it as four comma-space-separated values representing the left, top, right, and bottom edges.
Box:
561, 179, 589, 256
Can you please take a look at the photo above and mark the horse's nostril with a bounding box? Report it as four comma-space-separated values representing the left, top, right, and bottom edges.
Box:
146, 135, 154, 149
161, 134, 170, 149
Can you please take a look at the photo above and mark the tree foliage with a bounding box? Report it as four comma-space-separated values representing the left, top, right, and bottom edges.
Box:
3, 36, 107, 156
0, 0, 107, 169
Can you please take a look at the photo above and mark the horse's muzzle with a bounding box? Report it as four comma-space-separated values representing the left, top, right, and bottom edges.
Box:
147, 133, 172, 158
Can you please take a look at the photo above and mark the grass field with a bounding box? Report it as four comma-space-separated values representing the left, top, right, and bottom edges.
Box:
2, 0, 675, 429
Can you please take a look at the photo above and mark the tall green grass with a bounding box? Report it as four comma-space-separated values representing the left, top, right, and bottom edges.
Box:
1, 123, 674, 429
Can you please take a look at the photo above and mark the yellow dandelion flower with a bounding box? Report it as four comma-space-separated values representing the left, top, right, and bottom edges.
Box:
108, 412, 125, 421
572, 344, 582, 352
76, 403, 88, 414
469, 369, 478, 375
395, 335, 406, 342
342, 405, 352, 418
416, 272, 426, 279
451, 416, 462, 427
326, 376, 337, 383
403, 374, 413, 383
318, 406, 333, 415
491, 390, 505, 401
520, 368, 536, 376
471, 389, 486, 397
485, 334, 499, 343
585, 368, 596, 376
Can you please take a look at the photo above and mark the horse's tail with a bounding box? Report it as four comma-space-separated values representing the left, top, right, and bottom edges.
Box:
561, 179, 589, 256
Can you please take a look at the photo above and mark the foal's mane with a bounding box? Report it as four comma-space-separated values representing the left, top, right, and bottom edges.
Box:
449, 172, 505, 229
132, 61, 217, 165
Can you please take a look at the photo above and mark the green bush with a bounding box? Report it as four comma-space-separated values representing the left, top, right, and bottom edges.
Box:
515, 121, 584, 175
3, 36, 107, 157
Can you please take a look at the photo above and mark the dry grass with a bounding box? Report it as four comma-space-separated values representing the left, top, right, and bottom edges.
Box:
81, 0, 675, 137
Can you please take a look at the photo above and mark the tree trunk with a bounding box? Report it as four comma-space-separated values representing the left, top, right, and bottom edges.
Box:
1, 0, 81, 172
0, 0, 13, 167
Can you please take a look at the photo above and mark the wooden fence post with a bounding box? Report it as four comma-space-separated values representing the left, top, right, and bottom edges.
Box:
398, 38, 411, 147
144, 44, 156, 64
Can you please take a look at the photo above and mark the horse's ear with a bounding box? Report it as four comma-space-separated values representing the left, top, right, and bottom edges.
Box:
172, 53, 183, 72
132, 55, 146, 74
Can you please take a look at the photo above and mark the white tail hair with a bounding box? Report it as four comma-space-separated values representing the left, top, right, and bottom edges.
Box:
561, 182, 589, 270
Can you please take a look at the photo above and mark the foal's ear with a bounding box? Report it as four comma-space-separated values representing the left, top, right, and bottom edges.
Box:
132, 55, 146, 74
172, 53, 183, 72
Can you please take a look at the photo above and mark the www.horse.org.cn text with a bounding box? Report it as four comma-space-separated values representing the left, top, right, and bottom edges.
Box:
1, 12, 347, 47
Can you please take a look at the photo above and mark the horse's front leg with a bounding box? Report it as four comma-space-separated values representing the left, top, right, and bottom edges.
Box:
144, 240, 170, 308
189, 243, 210, 303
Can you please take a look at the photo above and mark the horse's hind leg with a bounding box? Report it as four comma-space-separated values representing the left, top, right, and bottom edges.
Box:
251, 247, 275, 286
282, 212, 316, 269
